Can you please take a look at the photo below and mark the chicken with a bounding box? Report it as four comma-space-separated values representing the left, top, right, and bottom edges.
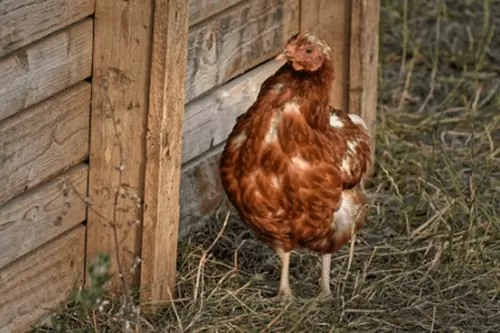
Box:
219, 32, 372, 299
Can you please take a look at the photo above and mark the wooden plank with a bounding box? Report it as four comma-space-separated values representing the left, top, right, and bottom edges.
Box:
0, 225, 85, 333
189, 0, 243, 26
0, 18, 93, 123
348, 0, 380, 174
87, 0, 153, 292
0, 164, 88, 269
141, 0, 189, 302
185, 0, 299, 103
300, 0, 350, 112
0, 0, 95, 58
0, 81, 91, 206
182, 59, 282, 164
179, 145, 227, 238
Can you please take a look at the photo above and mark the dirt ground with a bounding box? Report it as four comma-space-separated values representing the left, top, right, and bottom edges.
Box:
35, 0, 500, 332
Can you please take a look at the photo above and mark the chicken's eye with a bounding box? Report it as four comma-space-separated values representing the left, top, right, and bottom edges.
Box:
305, 48, 312, 54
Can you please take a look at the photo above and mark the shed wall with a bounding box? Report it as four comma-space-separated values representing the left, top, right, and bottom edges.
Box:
0, 2, 94, 331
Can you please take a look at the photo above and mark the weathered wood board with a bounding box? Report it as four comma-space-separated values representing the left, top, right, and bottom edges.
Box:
300, 0, 350, 112
0, 0, 94, 58
141, 0, 189, 302
349, 0, 380, 170
179, 46, 286, 235
0, 226, 85, 333
87, 0, 153, 292
179, 145, 227, 237
0, 164, 88, 269
188, 0, 243, 26
185, 0, 299, 103
0, 81, 91, 206
0, 18, 93, 122
182, 59, 282, 164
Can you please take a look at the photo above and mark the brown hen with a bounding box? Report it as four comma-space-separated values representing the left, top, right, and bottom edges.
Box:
219, 32, 372, 299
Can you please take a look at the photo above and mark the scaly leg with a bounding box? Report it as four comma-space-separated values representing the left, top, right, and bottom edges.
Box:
273, 247, 292, 300
319, 253, 332, 297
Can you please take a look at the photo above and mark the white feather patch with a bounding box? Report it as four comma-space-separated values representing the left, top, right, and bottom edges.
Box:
347, 140, 357, 154
272, 175, 280, 188
329, 114, 344, 128
332, 193, 360, 233
341, 156, 351, 175
231, 131, 247, 147
291, 156, 310, 169
348, 114, 368, 130
265, 113, 282, 143
283, 101, 301, 115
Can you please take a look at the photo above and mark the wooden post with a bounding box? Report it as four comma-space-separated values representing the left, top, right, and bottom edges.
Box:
301, 0, 379, 173
140, 0, 189, 302
300, 0, 351, 112
88, 0, 153, 292
348, 0, 380, 170
88, 0, 188, 298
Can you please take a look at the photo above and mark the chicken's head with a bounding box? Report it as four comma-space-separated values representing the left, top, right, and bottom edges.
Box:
276, 32, 332, 72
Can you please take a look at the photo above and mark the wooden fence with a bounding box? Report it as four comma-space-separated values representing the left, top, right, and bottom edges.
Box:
0, 0, 379, 331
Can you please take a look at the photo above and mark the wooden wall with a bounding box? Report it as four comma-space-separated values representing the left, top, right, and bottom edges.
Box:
0, 1, 94, 331
178, 0, 380, 236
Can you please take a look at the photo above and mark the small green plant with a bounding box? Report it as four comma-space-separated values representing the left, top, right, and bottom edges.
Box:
71, 253, 113, 314
39, 254, 113, 332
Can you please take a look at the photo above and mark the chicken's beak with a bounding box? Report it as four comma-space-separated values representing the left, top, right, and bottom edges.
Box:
276, 49, 288, 62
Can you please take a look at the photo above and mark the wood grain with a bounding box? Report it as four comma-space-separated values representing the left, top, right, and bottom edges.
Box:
189, 0, 243, 26
179, 145, 227, 237
0, 225, 85, 333
182, 59, 282, 164
87, 0, 153, 292
0, 18, 93, 123
0, 0, 94, 58
300, 0, 351, 112
0, 81, 91, 206
185, 0, 299, 103
0, 164, 88, 269
349, 0, 380, 175
141, 0, 189, 302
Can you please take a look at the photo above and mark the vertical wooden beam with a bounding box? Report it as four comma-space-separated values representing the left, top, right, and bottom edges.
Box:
300, 0, 351, 112
88, 0, 153, 292
348, 0, 380, 172
140, 0, 189, 302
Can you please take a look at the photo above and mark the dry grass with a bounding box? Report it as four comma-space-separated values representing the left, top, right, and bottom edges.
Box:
33, 0, 500, 332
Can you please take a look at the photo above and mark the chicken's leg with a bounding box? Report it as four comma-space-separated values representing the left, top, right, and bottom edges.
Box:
274, 247, 292, 300
319, 253, 332, 297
